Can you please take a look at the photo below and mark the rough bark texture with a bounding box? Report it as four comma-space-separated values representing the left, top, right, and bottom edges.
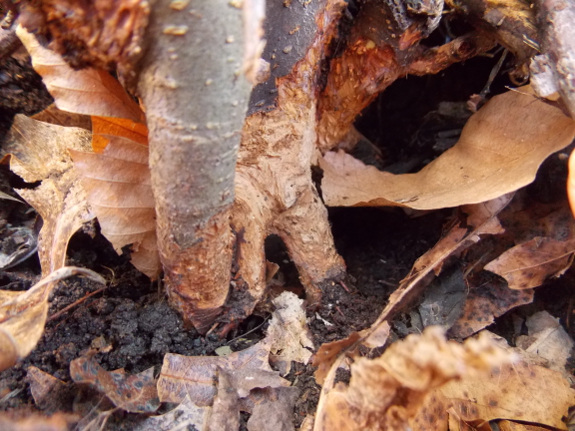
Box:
17, 0, 149, 87
317, 0, 496, 152
137, 0, 250, 332
227, 0, 347, 323
447, 0, 538, 62
535, 0, 575, 118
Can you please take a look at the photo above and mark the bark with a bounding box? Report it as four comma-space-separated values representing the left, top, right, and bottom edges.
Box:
137, 0, 250, 331
227, 0, 347, 323
534, 0, 575, 118
317, 0, 496, 152
446, 0, 538, 62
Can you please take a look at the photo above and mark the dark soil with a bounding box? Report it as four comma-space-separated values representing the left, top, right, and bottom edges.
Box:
0, 21, 574, 431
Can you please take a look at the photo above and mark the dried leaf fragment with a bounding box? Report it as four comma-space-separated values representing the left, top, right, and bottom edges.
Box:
2, 115, 94, 275
450, 280, 533, 338
16, 25, 144, 122
132, 396, 208, 431
0, 267, 105, 371
432, 361, 574, 430
157, 339, 289, 405
317, 327, 513, 431
321, 88, 575, 209
70, 135, 159, 278
26, 366, 69, 411
516, 311, 574, 374
268, 291, 314, 375
70, 356, 160, 413
485, 237, 575, 289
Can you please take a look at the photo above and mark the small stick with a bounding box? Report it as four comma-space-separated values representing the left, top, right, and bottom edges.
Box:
47, 284, 109, 322
338, 280, 350, 293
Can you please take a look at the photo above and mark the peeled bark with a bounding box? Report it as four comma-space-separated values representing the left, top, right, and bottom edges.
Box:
317, 0, 496, 152
226, 0, 347, 323
137, 0, 250, 331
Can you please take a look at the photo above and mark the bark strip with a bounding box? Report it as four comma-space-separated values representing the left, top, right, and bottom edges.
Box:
137, 0, 250, 331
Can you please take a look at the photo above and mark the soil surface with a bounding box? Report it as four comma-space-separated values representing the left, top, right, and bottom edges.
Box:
1, 27, 574, 431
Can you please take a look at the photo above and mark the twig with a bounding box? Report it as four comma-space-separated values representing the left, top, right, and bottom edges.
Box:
226, 316, 270, 345
47, 284, 109, 322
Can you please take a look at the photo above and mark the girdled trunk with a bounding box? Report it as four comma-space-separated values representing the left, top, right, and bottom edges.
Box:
137, 0, 250, 332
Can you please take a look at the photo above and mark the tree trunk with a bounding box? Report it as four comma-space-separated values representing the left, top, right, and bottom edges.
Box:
137, 0, 250, 332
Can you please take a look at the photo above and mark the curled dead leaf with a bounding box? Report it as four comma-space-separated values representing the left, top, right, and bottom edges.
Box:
16, 25, 144, 122
321, 88, 575, 209
70, 356, 159, 413
2, 115, 94, 275
157, 339, 289, 405
0, 267, 105, 371
315, 327, 513, 431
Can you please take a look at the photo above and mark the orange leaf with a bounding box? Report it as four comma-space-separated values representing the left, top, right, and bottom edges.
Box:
16, 25, 144, 123
92, 116, 148, 153
70, 136, 160, 279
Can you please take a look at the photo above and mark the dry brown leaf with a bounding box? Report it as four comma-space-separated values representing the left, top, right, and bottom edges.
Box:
268, 291, 314, 375
16, 26, 143, 123
485, 236, 575, 290
461, 194, 511, 238
244, 386, 299, 431
360, 320, 391, 349
0, 267, 105, 371
313, 322, 390, 389
157, 339, 289, 405
321, 88, 575, 209
91, 116, 148, 153
313, 332, 361, 386
209, 369, 240, 431
450, 279, 533, 338
26, 366, 69, 411
70, 356, 159, 413
132, 396, 209, 431
69, 135, 159, 278
424, 361, 574, 430
316, 327, 513, 431
2, 115, 94, 275
32, 104, 92, 130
